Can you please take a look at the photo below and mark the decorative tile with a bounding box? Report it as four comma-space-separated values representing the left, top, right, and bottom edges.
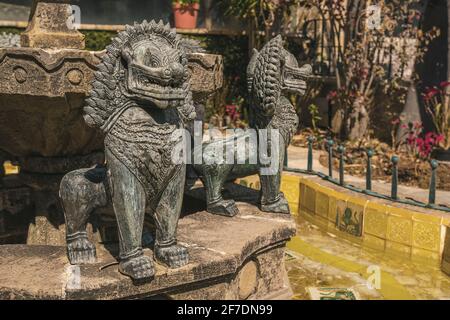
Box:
307, 287, 360, 300
412, 221, 441, 252
364, 206, 388, 239
315, 191, 329, 219
335, 200, 363, 237
387, 214, 413, 245
303, 185, 316, 215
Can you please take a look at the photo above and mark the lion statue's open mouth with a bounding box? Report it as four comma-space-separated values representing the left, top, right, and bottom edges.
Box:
84, 20, 196, 131
122, 40, 189, 107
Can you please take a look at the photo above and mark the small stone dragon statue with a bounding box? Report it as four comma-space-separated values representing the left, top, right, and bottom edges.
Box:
59, 20, 196, 280
192, 35, 311, 216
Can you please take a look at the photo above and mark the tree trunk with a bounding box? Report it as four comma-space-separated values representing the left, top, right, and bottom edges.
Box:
346, 97, 369, 140
331, 107, 345, 137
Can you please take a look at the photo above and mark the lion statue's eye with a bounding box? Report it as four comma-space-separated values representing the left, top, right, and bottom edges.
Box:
149, 54, 161, 68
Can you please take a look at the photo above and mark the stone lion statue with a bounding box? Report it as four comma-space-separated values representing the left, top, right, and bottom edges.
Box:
191, 35, 312, 216
59, 20, 196, 280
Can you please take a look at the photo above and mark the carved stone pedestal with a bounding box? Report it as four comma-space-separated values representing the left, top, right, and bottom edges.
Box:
0, 200, 295, 300
0, 1, 223, 247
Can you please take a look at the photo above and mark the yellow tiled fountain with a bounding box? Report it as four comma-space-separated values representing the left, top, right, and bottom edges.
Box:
239, 173, 450, 299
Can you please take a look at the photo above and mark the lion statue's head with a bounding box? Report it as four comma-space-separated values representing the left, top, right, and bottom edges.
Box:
247, 35, 312, 116
84, 20, 197, 133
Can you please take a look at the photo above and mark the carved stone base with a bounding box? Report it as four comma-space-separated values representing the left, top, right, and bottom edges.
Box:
0, 202, 295, 300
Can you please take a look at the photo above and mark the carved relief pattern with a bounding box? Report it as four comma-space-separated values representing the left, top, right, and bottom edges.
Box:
412, 222, 440, 252
364, 208, 388, 238
387, 215, 413, 245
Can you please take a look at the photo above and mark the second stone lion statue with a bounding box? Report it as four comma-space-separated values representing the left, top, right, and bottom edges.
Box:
190, 35, 311, 216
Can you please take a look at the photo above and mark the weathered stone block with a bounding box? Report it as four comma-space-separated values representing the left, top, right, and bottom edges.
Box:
20, 2, 85, 49
0, 203, 296, 300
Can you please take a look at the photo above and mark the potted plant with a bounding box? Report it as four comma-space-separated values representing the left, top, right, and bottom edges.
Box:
173, 0, 200, 29
422, 82, 450, 161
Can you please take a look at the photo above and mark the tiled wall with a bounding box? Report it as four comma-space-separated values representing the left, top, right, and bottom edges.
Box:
294, 175, 449, 265
238, 173, 450, 270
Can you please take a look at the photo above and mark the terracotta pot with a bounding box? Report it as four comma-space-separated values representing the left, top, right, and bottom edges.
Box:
173, 3, 200, 29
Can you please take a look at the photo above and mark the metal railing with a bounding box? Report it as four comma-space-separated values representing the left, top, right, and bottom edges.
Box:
284, 136, 450, 213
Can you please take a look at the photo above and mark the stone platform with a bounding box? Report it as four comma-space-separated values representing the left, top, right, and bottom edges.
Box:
0, 200, 296, 300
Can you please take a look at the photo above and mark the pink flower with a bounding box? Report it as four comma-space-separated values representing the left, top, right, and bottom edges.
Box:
423, 87, 439, 101
413, 132, 442, 159
327, 91, 337, 100
436, 134, 445, 144
225, 104, 239, 121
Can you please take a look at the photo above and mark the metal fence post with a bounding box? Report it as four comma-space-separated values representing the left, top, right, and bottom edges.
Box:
428, 159, 438, 205
327, 138, 334, 178
338, 145, 345, 185
366, 148, 373, 191
391, 155, 399, 200
307, 136, 314, 172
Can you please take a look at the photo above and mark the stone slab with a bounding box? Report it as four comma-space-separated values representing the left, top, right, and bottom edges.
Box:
0, 202, 296, 300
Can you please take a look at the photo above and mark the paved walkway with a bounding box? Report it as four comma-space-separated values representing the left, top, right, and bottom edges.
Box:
286, 146, 450, 207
